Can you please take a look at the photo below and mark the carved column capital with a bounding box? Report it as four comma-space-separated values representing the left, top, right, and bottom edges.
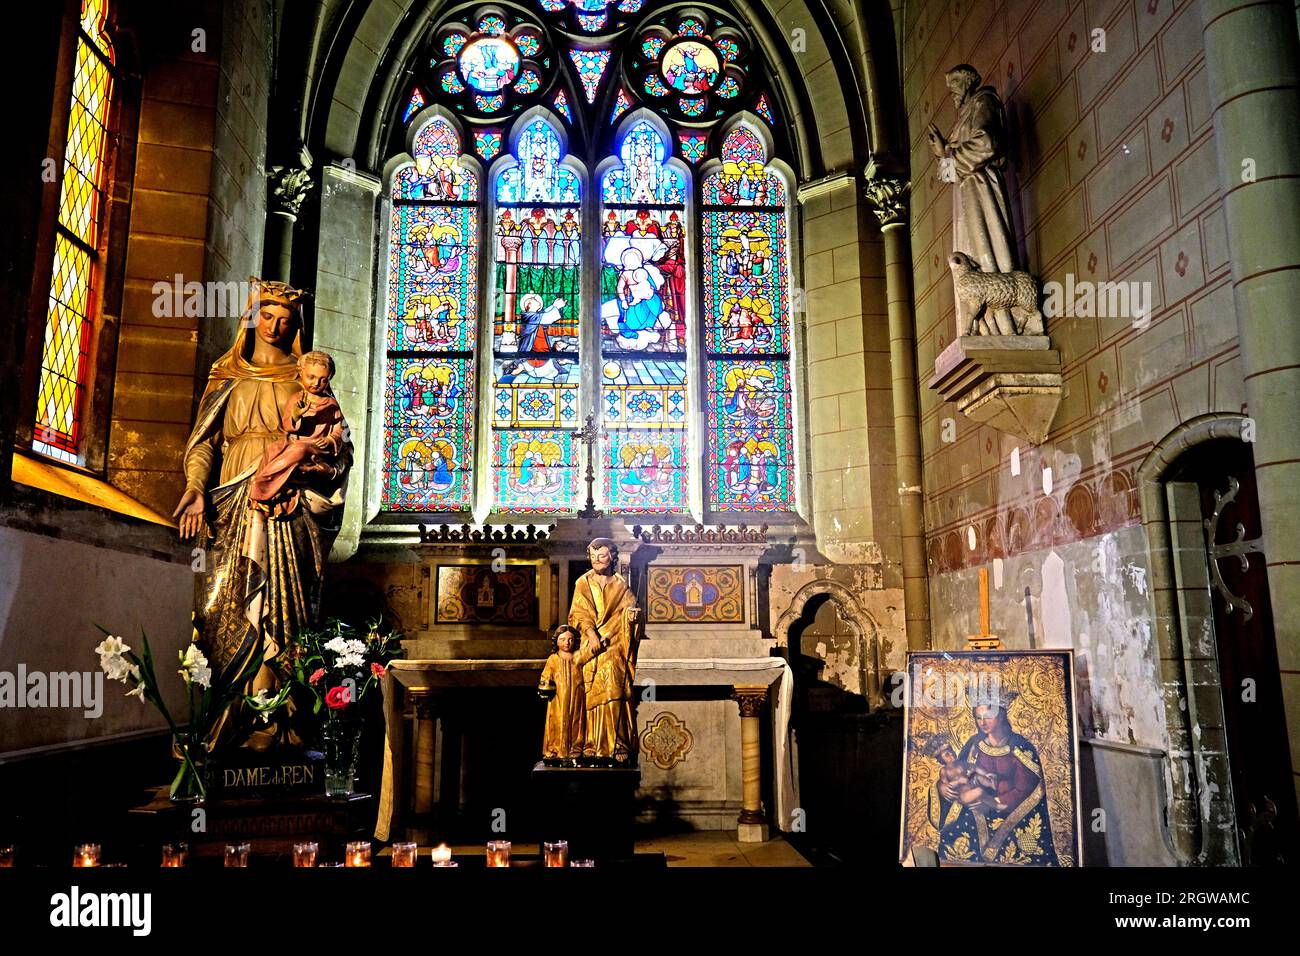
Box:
863, 172, 911, 227
267, 164, 315, 218
731, 684, 768, 718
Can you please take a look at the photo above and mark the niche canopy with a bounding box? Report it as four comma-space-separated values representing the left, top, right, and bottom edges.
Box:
427, 8, 554, 119
624, 8, 748, 125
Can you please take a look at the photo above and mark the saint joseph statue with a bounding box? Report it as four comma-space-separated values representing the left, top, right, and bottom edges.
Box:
568, 538, 642, 765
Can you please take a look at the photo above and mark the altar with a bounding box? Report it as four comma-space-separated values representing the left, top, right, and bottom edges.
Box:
353, 522, 803, 845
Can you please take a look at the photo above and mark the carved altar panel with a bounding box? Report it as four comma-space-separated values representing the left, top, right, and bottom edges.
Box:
646, 565, 745, 623
434, 564, 538, 626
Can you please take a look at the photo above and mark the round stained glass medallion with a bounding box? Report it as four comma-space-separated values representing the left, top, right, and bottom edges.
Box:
660, 39, 720, 94
458, 36, 521, 92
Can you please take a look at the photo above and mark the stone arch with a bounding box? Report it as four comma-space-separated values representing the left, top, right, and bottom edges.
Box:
773, 578, 883, 708
1138, 412, 1250, 865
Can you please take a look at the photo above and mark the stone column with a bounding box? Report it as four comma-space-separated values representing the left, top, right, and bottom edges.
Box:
865, 170, 930, 650
264, 151, 314, 282
732, 684, 769, 842
1199, 0, 1300, 806
412, 695, 436, 816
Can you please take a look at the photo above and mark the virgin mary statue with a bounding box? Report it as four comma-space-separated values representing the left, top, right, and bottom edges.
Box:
172, 279, 352, 751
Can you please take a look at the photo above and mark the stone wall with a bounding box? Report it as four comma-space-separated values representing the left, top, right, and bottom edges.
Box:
902, 0, 1244, 861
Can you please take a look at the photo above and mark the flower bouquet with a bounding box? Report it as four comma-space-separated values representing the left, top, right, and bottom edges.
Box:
283, 619, 403, 795
93, 626, 285, 803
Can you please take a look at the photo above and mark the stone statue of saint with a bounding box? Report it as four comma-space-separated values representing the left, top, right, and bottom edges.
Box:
927, 64, 1030, 335
173, 279, 352, 751
567, 538, 642, 766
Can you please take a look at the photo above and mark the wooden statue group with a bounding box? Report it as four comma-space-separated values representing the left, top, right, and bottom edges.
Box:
538, 538, 643, 767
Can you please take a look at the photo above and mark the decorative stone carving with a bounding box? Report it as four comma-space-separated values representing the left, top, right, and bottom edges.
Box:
640, 712, 694, 770
417, 522, 551, 544
949, 252, 1044, 336
731, 685, 766, 718
267, 164, 315, 218
629, 523, 768, 544
863, 174, 910, 227
928, 335, 1063, 445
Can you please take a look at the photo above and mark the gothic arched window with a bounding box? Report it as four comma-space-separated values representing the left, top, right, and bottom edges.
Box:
383, 2, 797, 518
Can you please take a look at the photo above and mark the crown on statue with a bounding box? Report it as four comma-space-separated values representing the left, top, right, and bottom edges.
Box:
245, 276, 312, 315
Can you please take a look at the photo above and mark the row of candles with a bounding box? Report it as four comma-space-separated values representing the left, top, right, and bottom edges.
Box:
0, 840, 588, 868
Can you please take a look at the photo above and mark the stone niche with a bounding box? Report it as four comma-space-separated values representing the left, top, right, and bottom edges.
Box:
928, 335, 1063, 445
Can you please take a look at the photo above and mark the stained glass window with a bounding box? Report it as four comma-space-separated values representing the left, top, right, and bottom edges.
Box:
383, 117, 481, 511
598, 120, 690, 513
382, 4, 798, 517
34, 0, 115, 462
568, 49, 611, 103
700, 124, 794, 511
490, 118, 582, 513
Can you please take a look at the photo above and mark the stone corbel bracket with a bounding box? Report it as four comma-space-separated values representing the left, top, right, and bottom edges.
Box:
927, 335, 1062, 445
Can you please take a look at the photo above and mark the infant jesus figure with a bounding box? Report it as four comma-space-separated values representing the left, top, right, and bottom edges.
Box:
248, 350, 347, 515
926, 734, 1000, 808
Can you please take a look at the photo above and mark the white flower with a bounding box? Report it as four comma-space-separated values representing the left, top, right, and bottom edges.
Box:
251, 688, 272, 707
95, 635, 130, 658
125, 683, 146, 703
323, 636, 349, 654
179, 645, 212, 688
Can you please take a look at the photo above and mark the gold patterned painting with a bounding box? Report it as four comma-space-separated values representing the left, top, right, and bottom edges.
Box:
435, 565, 537, 625
899, 650, 1080, 866
646, 566, 744, 623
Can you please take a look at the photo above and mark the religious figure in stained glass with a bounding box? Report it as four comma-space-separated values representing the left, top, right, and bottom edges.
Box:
702, 124, 794, 512
490, 117, 583, 512
384, 116, 480, 511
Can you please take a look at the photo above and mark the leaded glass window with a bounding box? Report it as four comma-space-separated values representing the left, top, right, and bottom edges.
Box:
34, 0, 115, 463
383, 2, 797, 518
383, 117, 481, 510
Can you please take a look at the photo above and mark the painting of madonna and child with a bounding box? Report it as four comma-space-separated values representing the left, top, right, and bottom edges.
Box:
900, 650, 1081, 867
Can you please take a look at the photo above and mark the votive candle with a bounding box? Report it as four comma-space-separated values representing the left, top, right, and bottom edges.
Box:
431, 843, 457, 867
345, 841, 371, 867
160, 843, 188, 868
0, 846, 14, 868
542, 840, 569, 867
73, 844, 101, 868
224, 842, 250, 867
292, 842, 319, 868
486, 840, 511, 868
391, 842, 418, 868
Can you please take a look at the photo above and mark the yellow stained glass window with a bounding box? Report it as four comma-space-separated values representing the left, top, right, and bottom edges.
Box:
34, 0, 114, 462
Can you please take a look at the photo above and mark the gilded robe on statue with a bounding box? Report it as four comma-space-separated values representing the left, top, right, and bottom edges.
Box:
539, 647, 587, 761
568, 570, 642, 762
181, 289, 352, 748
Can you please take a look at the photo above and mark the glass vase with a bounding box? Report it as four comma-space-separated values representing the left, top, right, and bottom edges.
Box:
169, 732, 208, 804
322, 718, 361, 796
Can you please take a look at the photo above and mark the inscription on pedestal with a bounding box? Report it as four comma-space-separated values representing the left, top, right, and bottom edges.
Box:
211, 750, 325, 797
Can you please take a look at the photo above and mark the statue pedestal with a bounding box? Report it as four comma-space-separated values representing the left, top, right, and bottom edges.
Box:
928, 335, 1062, 444
530, 762, 640, 861
128, 788, 373, 862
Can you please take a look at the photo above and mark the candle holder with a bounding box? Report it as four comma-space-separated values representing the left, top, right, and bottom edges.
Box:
73, 844, 101, 868
486, 840, 511, 868
391, 842, 418, 868
345, 841, 371, 867
0, 846, 14, 868
160, 842, 188, 868
292, 842, 319, 868
542, 840, 569, 868
430, 843, 457, 868
224, 842, 251, 867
